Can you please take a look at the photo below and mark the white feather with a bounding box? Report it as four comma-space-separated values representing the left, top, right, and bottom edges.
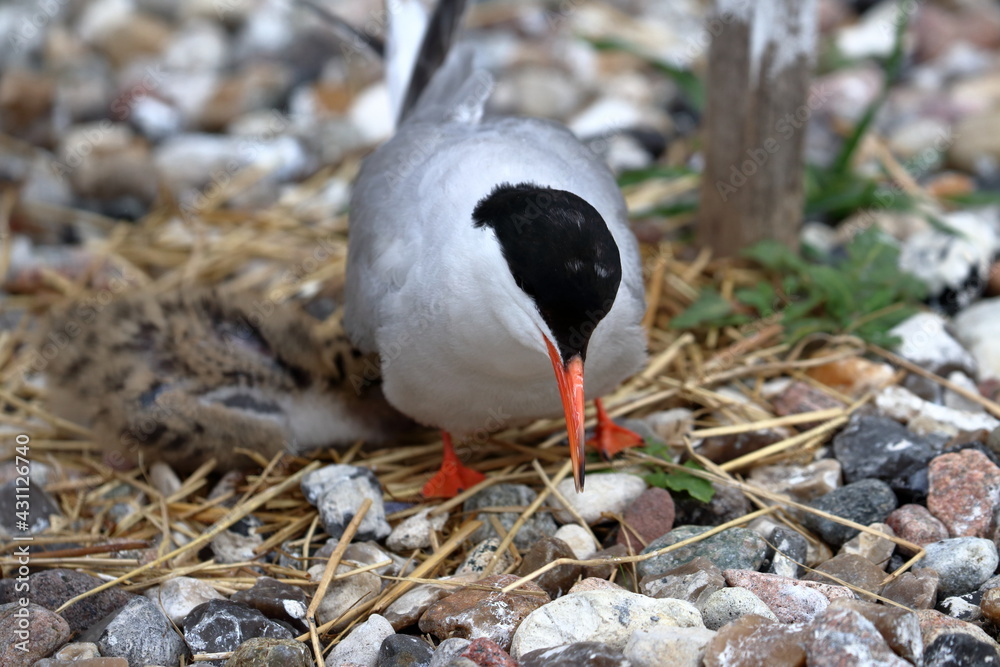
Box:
386, 0, 429, 126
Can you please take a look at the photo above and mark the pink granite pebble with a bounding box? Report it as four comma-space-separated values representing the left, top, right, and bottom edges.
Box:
723, 570, 854, 623
886, 504, 949, 552
927, 449, 1000, 538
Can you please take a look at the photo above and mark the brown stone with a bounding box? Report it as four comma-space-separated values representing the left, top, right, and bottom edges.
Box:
771, 381, 845, 428
927, 449, 1000, 538
703, 614, 808, 667
838, 523, 896, 568
806, 607, 908, 666
617, 487, 675, 551
806, 356, 894, 398
0, 603, 70, 665
802, 553, 886, 597
0, 569, 137, 634
981, 588, 1000, 626
880, 568, 939, 610
582, 544, 627, 580
418, 574, 549, 651
828, 598, 922, 664
886, 504, 949, 553
515, 537, 580, 598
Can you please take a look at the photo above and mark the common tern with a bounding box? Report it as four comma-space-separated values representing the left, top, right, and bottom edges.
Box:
344, 0, 647, 496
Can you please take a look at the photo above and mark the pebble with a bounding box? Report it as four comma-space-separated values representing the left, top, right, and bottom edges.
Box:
456, 538, 515, 576
803, 478, 899, 547
770, 380, 846, 427
377, 634, 436, 666
383, 582, 463, 631
938, 595, 982, 623
509, 589, 703, 658
639, 556, 725, 608
624, 626, 716, 667
0, 602, 70, 665
722, 570, 854, 623
927, 448, 1000, 538
0, 569, 137, 634
917, 609, 1000, 663
552, 524, 598, 559
889, 312, 977, 377
325, 613, 394, 667
837, 522, 896, 568
230, 576, 308, 629
672, 483, 750, 527
427, 638, 471, 667
515, 536, 581, 598
829, 598, 923, 665
582, 545, 628, 580
34, 658, 128, 667
386, 508, 447, 552
886, 504, 950, 552
225, 637, 312, 667
802, 553, 887, 597
549, 473, 647, 524
876, 385, 999, 441
831, 414, 937, 497
702, 614, 808, 667
881, 568, 940, 610
518, 642, 631, 667
922, 537, 999, 598
616, 486, 674, 550
50, 643, 101, 661
183, 600, 294, 665
701, 588, 777, 630
0, 478, 61, 537
459, 637, 516, 667
301, 465, 391, 542
341, 542, 407, 578
806, 606, 909, 666
311, 563, 382, 628
953, 297, 1000, 382
636, 526, 767, 580
746, 459, 842, 503
79, 596, 186, 667
418, 574, 549, 651
805, 355, 895, 398
756, 523, 808, 578
146, 576, 226, 625
982, 587, 1000, 626
464, 485, 558, 551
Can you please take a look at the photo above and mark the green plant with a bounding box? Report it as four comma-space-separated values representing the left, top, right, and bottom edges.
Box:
639, 441, 715, 503
671, 228, 929, 346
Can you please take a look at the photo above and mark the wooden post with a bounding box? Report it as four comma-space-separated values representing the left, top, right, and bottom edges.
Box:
697, 0, 818, 257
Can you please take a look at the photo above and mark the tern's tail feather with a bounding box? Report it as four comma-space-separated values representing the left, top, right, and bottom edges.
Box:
390, 0, 491, 126
386, 0, 429, 123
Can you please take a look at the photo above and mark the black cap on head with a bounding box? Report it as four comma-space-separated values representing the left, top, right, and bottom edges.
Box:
472, 182, 622, 363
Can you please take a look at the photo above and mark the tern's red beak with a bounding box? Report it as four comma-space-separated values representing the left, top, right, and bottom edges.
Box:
544, 336, 586, 491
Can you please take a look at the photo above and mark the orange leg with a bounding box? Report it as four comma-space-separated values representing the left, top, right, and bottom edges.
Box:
587, 398, 645, 459
421, 432, 487, 498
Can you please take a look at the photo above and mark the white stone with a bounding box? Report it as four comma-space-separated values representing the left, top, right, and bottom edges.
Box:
889, 311, 976, 375
325, 613, 394, 667
701, 587, 777, 630
311, 563, 383, 627
624, 626, 717, 667
509, 590, 703, 658
456, 538, 513, 575
387, 508, 447, 552
549, 473, 647, 524
349, 83, 394, 144
144, 576, 225, 625
835, 1, 901, 60
954, 296, 1000, 381
875, 385, 998, 439
553, 524, 598, 559
899, 209, 999, 312
944, 371, 984, 413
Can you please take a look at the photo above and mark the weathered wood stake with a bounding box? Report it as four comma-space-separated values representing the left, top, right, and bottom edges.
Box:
697, 0, 818, 257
